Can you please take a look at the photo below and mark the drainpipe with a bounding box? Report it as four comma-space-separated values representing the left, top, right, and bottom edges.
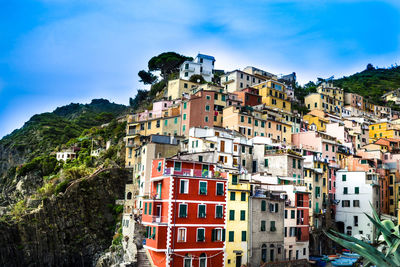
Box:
171, 176, 178, 267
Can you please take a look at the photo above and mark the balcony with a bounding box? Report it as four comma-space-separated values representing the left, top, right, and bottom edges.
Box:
127, 130, 138, 136
126, 141, 138, 148
151, 216, 167, 224
163, 167, 215, 178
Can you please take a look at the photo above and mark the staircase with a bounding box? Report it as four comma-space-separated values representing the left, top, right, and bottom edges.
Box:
137, 248, 151, 267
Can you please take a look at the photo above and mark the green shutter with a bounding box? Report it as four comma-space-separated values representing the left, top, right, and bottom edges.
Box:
344, 187, 348, 194
229, 210, 235, 220
241, 192, 246, 201
217, 183, 224, 195
240, 210, 245, 221
152, 227, 156, 239
179, 204, 187, 218
293, 159, 296, 168
261, 200, 266, 211
291, 210, 295, 219
229, 231, 234, 242
270, 221, 276, 231
216, 205, 223, 218
199, 181, 207, 195
342, 174, 346, 181
144, 203, 147, 215
241, 231, 246, 241
197, 228, 205, 242
230, 192, 236, 200
232, 175, 238, 185
355, 187, 359, 194
265, 159, 268, 167
149, 203, 152, 215
261, 220, 266, 231
199, 205, 206, 218
222, 229, 226, 241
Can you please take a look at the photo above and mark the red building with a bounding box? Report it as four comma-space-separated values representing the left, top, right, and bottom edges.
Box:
142, 157, 227, 267
233, 87, 261, 107
295, 191, 310, 243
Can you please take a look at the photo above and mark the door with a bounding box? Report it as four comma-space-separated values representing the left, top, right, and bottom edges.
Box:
220, 140, 225, 152
156, 182, 162, 199
270, 249, 274, 262
235, 255, 242, 267
252, 160, 257, 173
156, 205, 161, 217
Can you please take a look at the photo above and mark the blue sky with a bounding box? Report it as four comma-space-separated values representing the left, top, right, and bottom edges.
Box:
1, 0, 400, 138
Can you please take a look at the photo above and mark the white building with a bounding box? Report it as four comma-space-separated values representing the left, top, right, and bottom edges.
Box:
56, 149, 76, 161
335, 170, 380, 242
179, 54, 215, 82
221, 70, 266, 93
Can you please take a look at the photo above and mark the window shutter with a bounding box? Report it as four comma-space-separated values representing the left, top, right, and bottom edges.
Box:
275, 203, 279, 213
211, 229, 215, 242
222, 229, 225, 241
261, 200, 266, 211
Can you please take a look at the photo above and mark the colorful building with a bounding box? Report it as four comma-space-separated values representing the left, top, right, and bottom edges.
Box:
225, 172, 251, 267
253, 80, 291, 112
142, 157, 227, 267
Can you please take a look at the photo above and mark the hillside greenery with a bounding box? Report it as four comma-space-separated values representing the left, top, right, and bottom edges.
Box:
0, 99, 128, 161
333, 65, 400, 108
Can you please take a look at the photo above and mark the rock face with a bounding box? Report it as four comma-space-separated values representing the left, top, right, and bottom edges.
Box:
0, 168, 129, 267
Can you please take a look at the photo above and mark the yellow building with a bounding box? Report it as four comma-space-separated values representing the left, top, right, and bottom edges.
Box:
369, 122, 400, 142
382, 88, 400, 105
253, 80, 291, 112
303, 113, 329, 132
304, 83, 344, 116
225, 172, 250, 267
167, 78, 199, 100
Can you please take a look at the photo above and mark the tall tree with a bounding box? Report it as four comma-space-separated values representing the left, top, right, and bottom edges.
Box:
148, 52, 192, 80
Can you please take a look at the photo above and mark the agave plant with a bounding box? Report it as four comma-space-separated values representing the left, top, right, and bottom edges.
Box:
324, 204, 400, 267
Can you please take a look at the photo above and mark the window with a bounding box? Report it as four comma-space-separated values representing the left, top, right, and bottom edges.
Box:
149, 203, 152, 215
199, 253, 207, 267
261, 200, 266, 211
198, 204, 206, 218
232, 174, 238, 185
179, 204, 188, 218
342, 174, 346, 181
241, 231, 247, 241
216, 183, 224, 196
211, 228, 223, 242
291, 210, 295, 219
261, 220, 266, 231
180, 179, 189, 194
183, 125, 186, 132
355, 187, 359, 194
354, 216, 359, 226
177, 228, 187, 242
183, 113, 187, 120
240, 210, 246, 221
144, 203, 147, 215
228, 231, 234, 242
215, 205, 223, 218
241, 116, 244, 122
241, 192, 246, 201
229, 210, 235, 220
344, 187, 348, 194
206, 95, 211, 100
270, 221, 276, 231
174, 162, 181, 171
264, 159, 269, 167
205, 105, 210, 111
230, 192, 236, 200
199, 181, 207, 195
197, 228, 205, 242
353, 200, 360, 207
342, 200, 350, 207
157, 161, 162, 172
205, 116, 209, 122
248, 117, 252, 124
293, 159, 296, 168
298, 160, 301, 169
183, 102, 187, 109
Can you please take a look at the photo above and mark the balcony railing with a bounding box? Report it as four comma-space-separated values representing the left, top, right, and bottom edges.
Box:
151, 215, 167, 224
163, 167, 214, 178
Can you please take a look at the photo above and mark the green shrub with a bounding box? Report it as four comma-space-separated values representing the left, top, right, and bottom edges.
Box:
54, 180, 70, 195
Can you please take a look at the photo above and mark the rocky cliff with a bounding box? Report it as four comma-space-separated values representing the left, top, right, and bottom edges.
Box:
0, 167, 129, 267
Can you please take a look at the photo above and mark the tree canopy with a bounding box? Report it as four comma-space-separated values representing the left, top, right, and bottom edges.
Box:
189, 74, 206, 84
148, 52, 192, 80
138, 70, 157, 85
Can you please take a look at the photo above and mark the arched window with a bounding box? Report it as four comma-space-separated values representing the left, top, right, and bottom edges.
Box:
199, 253, 207, 267
127, 192, 132, 200
261, 244, 267, 263
269, 244, 275, 262
184, 254, 192, 267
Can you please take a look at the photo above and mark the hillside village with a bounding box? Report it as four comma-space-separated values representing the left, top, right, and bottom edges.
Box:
119, 54, 400, 267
